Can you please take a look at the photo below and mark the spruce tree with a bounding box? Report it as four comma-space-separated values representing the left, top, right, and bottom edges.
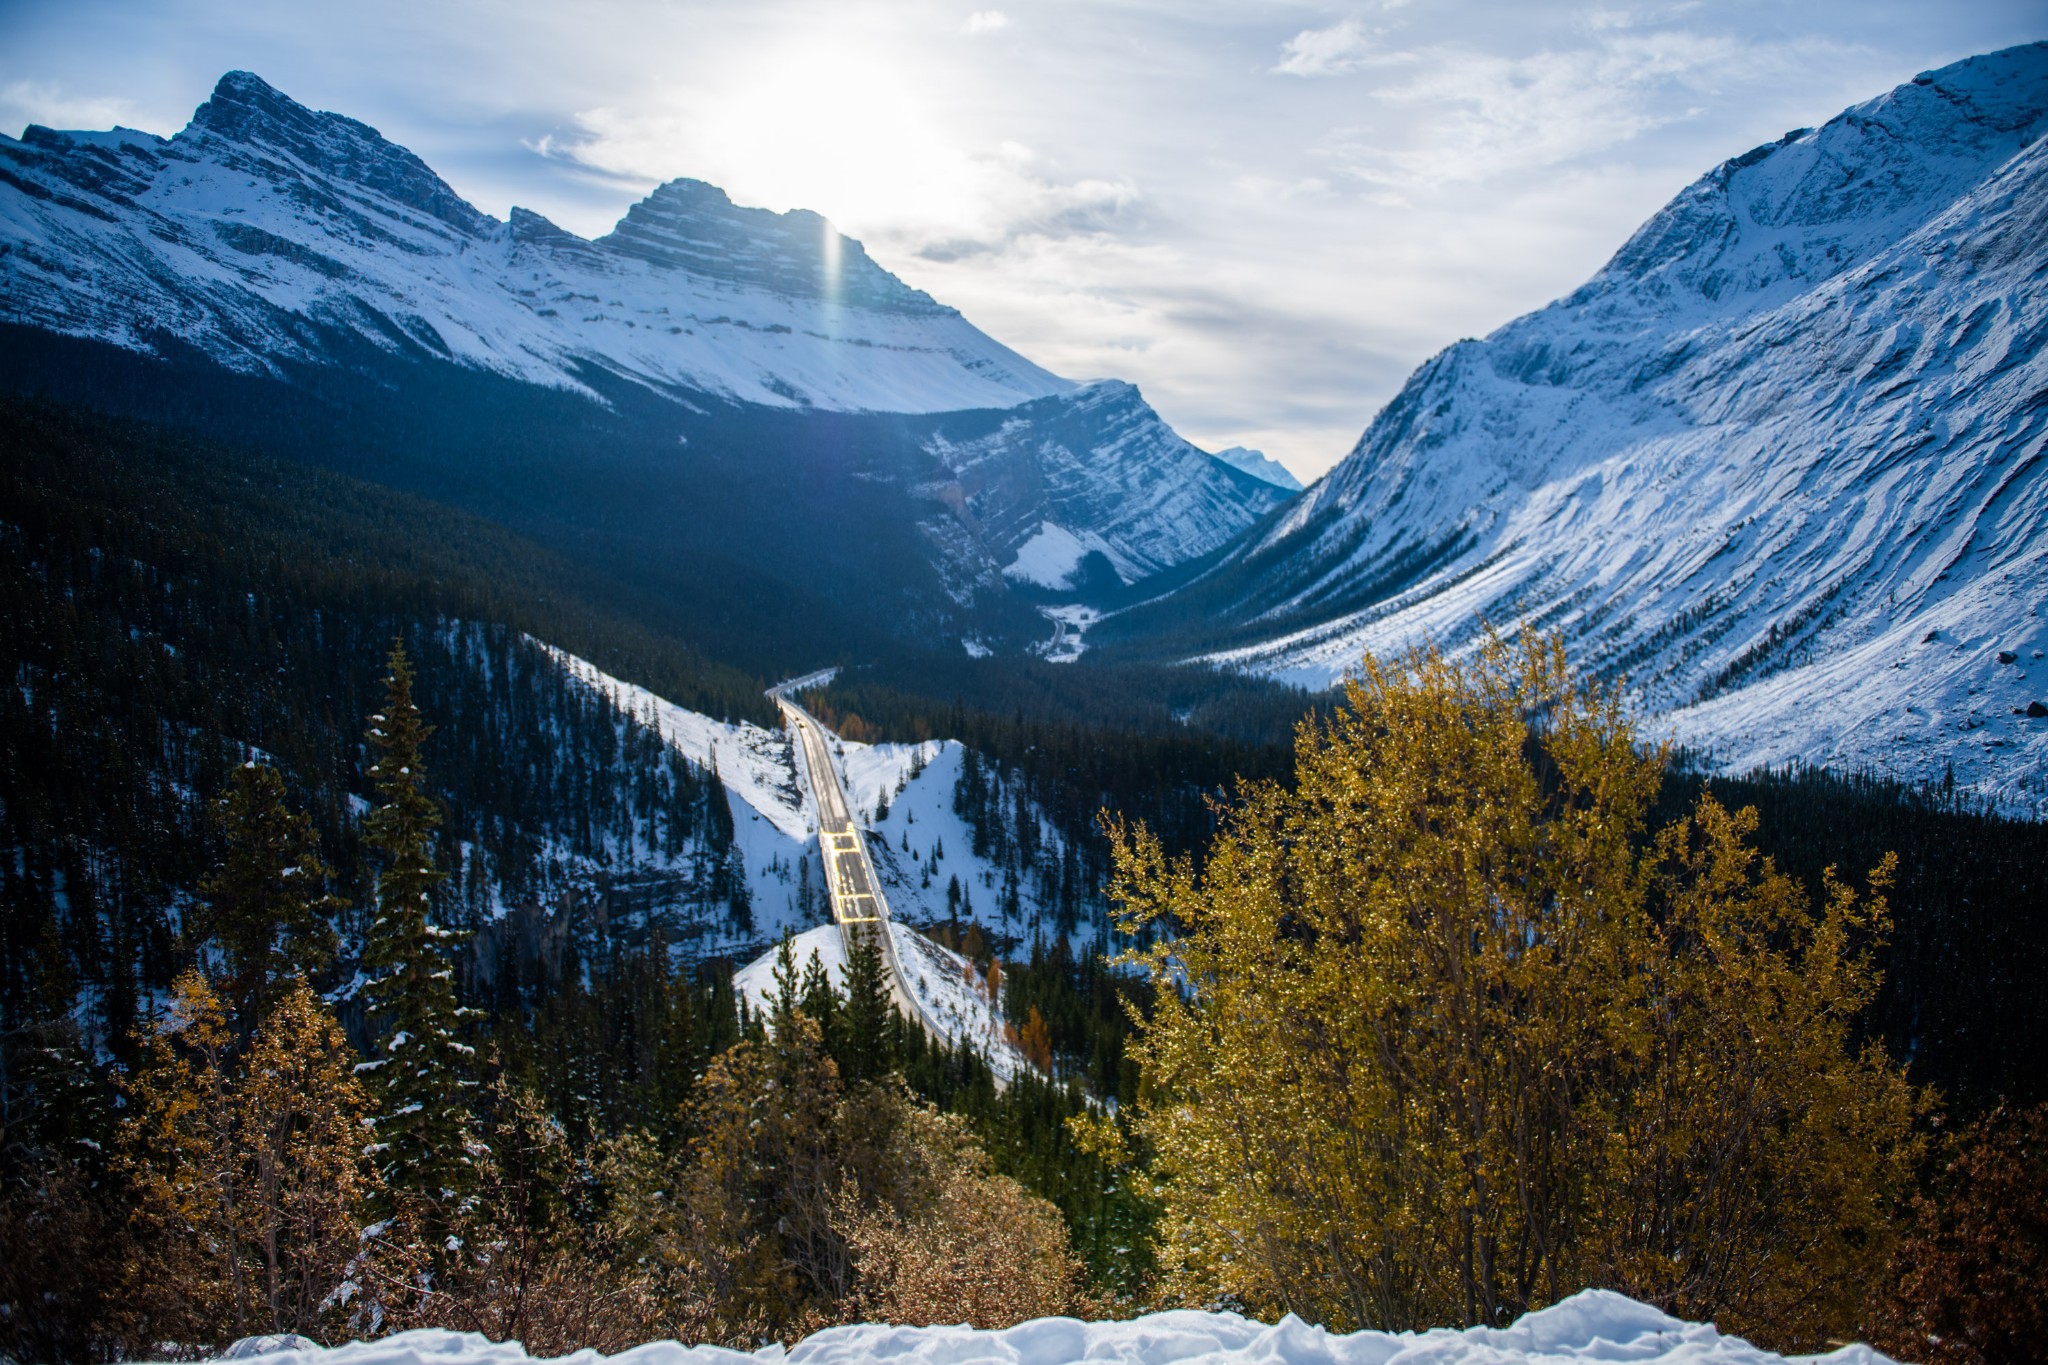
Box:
839, 929, 896, 1085
193, 761, 339, 1033
799, 947, 842, 1057
767, 934, 803, 1038
358, 641, 477, 1216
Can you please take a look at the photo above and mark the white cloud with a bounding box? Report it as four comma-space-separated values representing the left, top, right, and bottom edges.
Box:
544, 88, 1138, 264
962, 10, 1010, 35
0, 79, 151, 136
1317, 29, 1844, 191
1274, 18, 1374, 77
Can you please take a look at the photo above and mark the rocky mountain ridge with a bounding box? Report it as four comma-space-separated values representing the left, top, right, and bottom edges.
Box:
0, 71, 1291, 652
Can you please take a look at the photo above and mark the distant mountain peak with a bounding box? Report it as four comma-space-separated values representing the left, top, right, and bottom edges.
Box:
1212, 446, 1303, 491
600, 176, 951, 316
184, 70, 492, 237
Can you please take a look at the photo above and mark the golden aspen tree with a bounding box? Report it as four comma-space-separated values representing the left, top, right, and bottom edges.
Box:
116, 974, 380, 1348
1106, 632, 1921, 1350
230, 981, 381, 1338
116, 971, 242, 1343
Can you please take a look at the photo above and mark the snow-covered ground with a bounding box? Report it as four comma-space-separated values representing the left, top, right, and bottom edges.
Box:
201, 1289, 1892, 1365
731, 921, 1030, 1084
848, 738, 1100, 952
540, 644, 823, 946
544, 645, 1099, 962
1003, 522, 1100, 590
1038, 605, 1103, 664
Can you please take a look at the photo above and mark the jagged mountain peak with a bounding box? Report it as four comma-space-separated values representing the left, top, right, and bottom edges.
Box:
599, 176, 950, 316
183, 70, 492, 237
1581, 42, 2048, 318
923, 378, 1294, 586
0, 69, 1073, 412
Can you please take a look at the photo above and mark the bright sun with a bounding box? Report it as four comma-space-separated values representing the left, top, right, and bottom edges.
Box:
686, 42, 983, 240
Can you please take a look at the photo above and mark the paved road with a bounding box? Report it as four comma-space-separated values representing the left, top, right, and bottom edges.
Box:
775, 695, 935, 1036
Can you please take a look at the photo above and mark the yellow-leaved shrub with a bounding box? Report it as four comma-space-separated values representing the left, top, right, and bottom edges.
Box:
1106, 633, 1922, 1351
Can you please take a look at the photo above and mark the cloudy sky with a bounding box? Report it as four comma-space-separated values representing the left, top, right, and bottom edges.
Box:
4, 1, 2041, 478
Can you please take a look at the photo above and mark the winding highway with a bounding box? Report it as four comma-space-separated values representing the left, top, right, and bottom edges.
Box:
772, 690, 941, 1042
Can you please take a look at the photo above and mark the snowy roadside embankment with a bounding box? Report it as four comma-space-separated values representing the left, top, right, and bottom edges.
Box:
203, 1290, 1894, 1365
731, 921, 1032, 1084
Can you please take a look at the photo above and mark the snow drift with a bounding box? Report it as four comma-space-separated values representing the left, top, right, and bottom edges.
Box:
200, 1289, 1892, 1365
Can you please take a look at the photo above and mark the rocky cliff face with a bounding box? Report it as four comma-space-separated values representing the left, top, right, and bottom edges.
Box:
1188, 44, 2048, 813
923, 381, 1292, 589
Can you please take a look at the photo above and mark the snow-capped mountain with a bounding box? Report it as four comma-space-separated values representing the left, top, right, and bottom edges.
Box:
0, 71, 1283, 652
925, 380, 1294, 589
1159, 44, 2048, 815
1212, 446, 1304, 491
0, 71, 1064, 414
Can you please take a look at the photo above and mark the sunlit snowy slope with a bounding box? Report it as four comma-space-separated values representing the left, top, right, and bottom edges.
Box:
0, 73, 1061, 415
201, 1288, 1892, 1365
1184, 44, 2048, 815
731, 920, 1032, 1082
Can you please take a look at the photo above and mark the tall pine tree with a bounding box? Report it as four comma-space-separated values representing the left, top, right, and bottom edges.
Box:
839, 930, 896, 1085
193, 761, 339, 1034
359, 641, 478, 1217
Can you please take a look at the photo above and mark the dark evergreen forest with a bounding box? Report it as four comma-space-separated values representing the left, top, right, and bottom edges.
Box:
0, 399, 770, 1057
0, 323, 1051, 671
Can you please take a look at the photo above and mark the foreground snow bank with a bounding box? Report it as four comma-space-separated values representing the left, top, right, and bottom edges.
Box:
211, 1290, 1893, 1365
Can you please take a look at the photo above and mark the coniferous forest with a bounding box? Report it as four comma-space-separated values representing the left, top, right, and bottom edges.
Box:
2, 391, 2045, 1365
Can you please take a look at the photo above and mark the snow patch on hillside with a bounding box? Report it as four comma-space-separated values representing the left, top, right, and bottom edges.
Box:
537, 644, 830, 943
541, 645, 809, 840
203, 1288, 1894, 1365
1004, 521, 1093, 588
1039, 604, 1101, 663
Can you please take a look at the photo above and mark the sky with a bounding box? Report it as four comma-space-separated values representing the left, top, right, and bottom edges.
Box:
3, 1, 2042, 480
